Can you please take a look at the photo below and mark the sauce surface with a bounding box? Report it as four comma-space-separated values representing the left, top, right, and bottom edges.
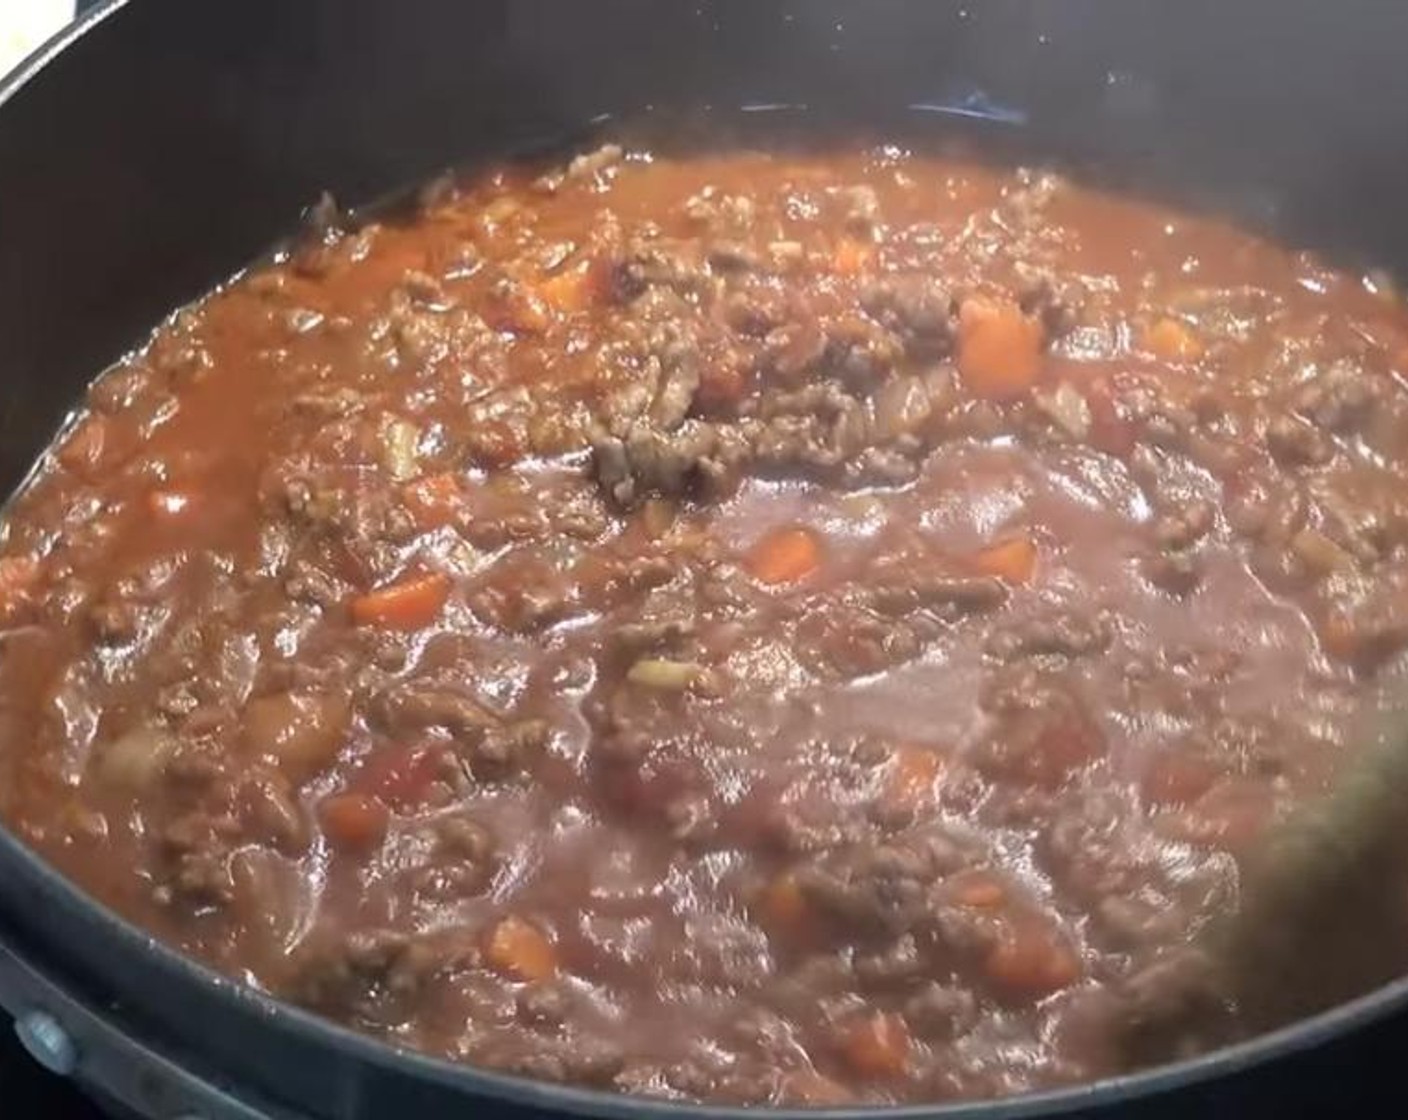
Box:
3, 144, 1408, 1105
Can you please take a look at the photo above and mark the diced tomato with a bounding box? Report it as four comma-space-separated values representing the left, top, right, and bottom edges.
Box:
746, 527, 823, 585
1034, 716, 1104, 787
467, 418, 524, 470
355, 743, 447, 809
57, 415, 108, 473
350, 572, 450, 630
947, 869, 1007, 910
833, 237, 876, 277
695, 358, 749, 412
485, 916, 558, 980
1156, 777, 1274, 852
984, 712, 1105, 791
839, 1012, 912, 1079
1084, 379, 1136, 457
487, 286, 550, 334
886, 744, 944, 807
402, 472, 463, 530
760, 873, 813, 941
538, 263, 596, 313
1140, 750, 1219, 807
1144, 317, 1205, 361
318, 792, 390, 855
0, 556, 41, 613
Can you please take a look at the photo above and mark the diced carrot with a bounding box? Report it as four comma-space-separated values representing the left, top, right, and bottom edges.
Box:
839, 1012, 911, 1079
780, 1070, 854, 1106
147, 489, 195, 518
947, 869, 1007, 910
957, 296, 1045, 401
984, 924, 1080, 997
886, 744, 944, 806
833, 237, 876, 277
746, 527, 823, 586
350, 572, 450, 630
1145, 317, 1204, 361
402, 472, 463, 529
354, 743, 447, 809
538, 264, 595, 313
485, 916, 558, 981
973, 534, 1038, 584
1140, 750, 1219, 807
0, 555, 41, 613
761, 873, 812, 939
318, 792, 390, 855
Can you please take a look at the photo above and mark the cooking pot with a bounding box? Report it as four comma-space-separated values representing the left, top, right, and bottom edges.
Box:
4, 1, 1408, 1117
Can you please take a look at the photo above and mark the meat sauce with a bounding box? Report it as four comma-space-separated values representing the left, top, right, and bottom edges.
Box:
3, 143, 1408, 1105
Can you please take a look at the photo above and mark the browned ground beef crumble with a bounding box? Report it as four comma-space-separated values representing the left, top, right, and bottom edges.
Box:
3, 143, 1408, 1105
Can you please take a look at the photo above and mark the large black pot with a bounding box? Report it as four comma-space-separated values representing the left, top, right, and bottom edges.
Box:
4, 2, 1408, 1117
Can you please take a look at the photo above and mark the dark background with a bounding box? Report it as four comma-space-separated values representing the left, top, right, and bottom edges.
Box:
4, 1, 133, 1108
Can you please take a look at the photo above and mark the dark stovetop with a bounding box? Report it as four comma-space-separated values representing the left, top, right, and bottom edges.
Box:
2, 1026, 105, 1117
5, 1009, 1408, 1120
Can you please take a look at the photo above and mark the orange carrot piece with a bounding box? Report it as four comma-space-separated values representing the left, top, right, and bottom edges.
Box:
402, 472, 462, 529
318, 793, 390, 855
538, 264, 595, 313
1145, 317, 1204, 361
957, 296, 1045, 401
887, 744, 944, 805
833, 237, 876, 277
984, 925, 1080, 997
973, 534, 1038, 584
747, 527, 823, 585
350, 573, 450, 630
840, 1012, 912, 1079
485, 916, 558, 981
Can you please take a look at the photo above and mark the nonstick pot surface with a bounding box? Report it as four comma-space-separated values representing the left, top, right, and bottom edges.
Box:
5, 2, 1408, 1118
